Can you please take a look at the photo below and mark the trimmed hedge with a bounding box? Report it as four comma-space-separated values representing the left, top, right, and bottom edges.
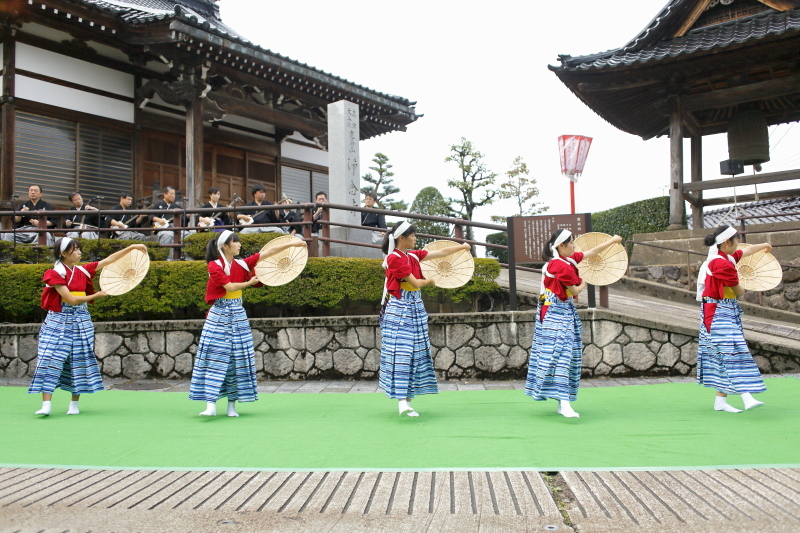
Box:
182, 231, 286, 259
591, 196, 671, 253
0, 257, 502, 323
0, 238, 169, 264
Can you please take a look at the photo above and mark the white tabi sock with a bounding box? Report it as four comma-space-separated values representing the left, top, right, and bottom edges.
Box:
741, 393, 764, 410
559, 400, 579, 418
200, 402, 216, 416
399, 400, 419, 417
714, 396, 741, 413
67, 401, 80, 415
36, 401, 52, 416
227, 400, 239, 417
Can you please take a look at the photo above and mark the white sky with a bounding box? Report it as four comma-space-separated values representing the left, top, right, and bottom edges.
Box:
220, 0, 799, 235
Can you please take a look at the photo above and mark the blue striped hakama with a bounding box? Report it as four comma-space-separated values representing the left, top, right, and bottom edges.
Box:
379, 290, 438, 400
697, 298, 766, 395
525, 291, 583, 402
28, 303, 104, 395
189, 297, 258, 403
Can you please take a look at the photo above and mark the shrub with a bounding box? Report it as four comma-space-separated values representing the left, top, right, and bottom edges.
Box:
485, 232, 508, 264
182, 231, 286, 259
0, 238, 169, 264
591, 196, 670, 253
0, 257, 502, 323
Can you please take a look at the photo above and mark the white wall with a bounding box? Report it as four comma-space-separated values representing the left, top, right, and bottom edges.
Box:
16, 76, 134, 123
281, 132, 328, 167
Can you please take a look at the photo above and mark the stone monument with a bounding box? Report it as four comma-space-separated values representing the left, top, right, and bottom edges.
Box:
327, 100, 372, 257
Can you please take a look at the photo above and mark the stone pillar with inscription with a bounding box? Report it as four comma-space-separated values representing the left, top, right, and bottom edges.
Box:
327, 100, 370, 257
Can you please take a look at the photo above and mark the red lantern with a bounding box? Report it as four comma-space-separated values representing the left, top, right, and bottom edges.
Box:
558, 135, 593, 214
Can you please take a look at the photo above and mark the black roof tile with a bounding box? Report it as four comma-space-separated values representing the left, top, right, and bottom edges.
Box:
690, 197, 800, 229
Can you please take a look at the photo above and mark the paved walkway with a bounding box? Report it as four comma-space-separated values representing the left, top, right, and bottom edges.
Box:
3, 376, 800, 532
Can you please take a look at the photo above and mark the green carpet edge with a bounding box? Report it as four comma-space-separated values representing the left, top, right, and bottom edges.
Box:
4, 462, 800, 473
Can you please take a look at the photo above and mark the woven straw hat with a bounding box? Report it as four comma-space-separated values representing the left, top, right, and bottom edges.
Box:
99, 248, 150, 296
572, 232, 628, 286
736, 244, 781, 291
255, 235, 308, 286
420, 240, 474, 289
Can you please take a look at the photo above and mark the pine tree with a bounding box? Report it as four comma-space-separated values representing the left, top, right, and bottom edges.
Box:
360, 153, 408, 211
409, 186, 452, 247
489, 156, 548, 224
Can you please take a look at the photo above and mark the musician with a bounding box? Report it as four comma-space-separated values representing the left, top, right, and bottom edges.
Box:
278, 195, 303, 237
107, 193, 149, 241
238, 184, 284, 234
199, 187, 232, 231
311, 191, 328, 235
64, 192, 100, 240
1, 184, 57, 245
362, 191, 387, 244
152, 186, 195, 258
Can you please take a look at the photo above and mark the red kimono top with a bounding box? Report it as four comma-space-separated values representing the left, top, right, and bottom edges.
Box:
205, 254, 261, 304
41, 262, 98, 312
385, 249, 428, 299
701, 250, 742, 332
543, 253, 584, 302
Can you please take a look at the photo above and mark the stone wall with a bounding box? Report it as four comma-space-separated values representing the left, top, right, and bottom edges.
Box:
1, 310, 797, 381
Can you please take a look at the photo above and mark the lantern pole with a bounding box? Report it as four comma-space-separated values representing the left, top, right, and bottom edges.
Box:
570, 181, 576, 214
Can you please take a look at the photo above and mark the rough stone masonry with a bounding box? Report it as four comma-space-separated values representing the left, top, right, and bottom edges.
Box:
1, 310, 797, 381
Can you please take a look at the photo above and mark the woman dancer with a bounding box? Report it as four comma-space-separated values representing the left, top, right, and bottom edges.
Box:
696, 225, 772, 413
524, 229, 622, 418
379, 221, 469, 417
29, 238, 147, 415
189, 230, 306, 416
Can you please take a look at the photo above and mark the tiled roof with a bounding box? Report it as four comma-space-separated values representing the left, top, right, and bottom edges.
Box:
557, 8, 800, 71
72, 0, 416, 108
691, 197, 800, 229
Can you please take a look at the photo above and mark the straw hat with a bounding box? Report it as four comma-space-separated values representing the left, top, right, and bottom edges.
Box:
420, 240, 474, 289
255, 235, 308, 286
572, 232, 628, 286
736, 244, 782, 291
99, 248, 150, 296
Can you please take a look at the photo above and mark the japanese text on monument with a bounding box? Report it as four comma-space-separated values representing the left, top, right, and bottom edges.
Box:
512, 214, 588, 263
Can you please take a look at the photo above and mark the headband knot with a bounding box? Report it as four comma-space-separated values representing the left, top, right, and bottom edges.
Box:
550, 230, 572, 260
217, 230, 234, 275
706, 226, 737, 261
382, 221, 411, 269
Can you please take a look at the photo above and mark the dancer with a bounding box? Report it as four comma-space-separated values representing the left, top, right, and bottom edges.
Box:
189, 230, 306, 416
379, 221, 469, 417
696, 225, 772, 413
29, 238, 147, 415
524, 229, 622, 418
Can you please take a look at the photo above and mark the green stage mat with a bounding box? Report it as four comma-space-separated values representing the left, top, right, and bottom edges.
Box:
1, 378, 798, 471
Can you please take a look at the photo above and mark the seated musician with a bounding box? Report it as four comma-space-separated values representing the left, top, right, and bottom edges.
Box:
64, 192, 100, 240
152, 186, 195, 258
238, 184, 284, 234
107, 193, 149, 240
279, 195, 303, 237
199, 187, 232, 232
2, 184, 57, 245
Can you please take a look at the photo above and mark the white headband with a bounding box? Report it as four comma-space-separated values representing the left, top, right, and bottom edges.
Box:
550, 230, 572, 260
217, 230, 234, 274
382, 221, 412, 268
707, 226, 737, 260
60, 237, 73, 253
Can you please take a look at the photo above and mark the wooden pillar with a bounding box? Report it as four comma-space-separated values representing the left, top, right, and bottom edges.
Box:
184, 96, 203, 214
1, 35, 16, 215
668, 96, 686, 230
690, 135, 703, 230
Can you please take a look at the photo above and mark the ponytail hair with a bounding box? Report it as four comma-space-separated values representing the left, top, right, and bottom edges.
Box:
381, 221, 416, 255
703, 225, 738, 247
205, 231, 240, 262
542, 229, 573, 262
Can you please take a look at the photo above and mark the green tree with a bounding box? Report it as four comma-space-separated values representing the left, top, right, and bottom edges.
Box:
445, 138, 497, 254
489, 156, 548, 224
361, 152, 408, 211
409, 186, 453, 246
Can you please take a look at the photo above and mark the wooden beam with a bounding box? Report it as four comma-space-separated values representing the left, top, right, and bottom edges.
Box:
683, 111, 701, 138
205, 91, 326, 140
1, 35, 15, 212
576, 79, 661, 92
668, 96, 686, 229
672, 0, 714, 38
690, 135, 704, 229
683, 169, 800, 192
702, 188, 800, 207
683, 191, 701, 207
185, 96, 203, 213
679, 73, 800, 112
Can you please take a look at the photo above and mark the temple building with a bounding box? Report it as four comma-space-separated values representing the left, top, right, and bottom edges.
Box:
0, 0, 420, 211
550, 0, 800, 229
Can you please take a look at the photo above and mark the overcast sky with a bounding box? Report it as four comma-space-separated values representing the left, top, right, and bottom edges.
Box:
221, 0, 799, 234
